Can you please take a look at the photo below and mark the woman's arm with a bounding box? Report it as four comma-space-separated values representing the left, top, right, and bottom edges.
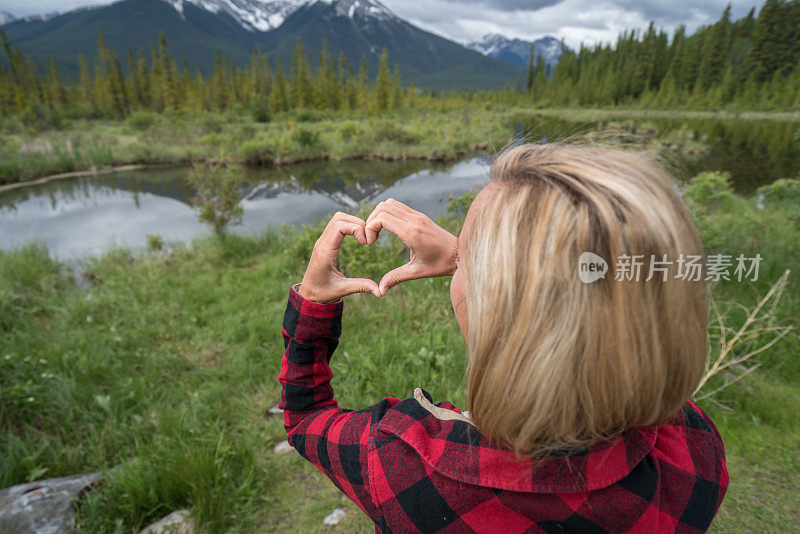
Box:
278, 203, 458, 522
279, 284, 392, 522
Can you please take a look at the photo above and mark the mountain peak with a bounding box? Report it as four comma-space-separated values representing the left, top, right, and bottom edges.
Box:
163, 0, 307, 31
159, 0, 395, 32
321, 0, 395, 21
0, 10, 17, 26
467, 33, 566, 68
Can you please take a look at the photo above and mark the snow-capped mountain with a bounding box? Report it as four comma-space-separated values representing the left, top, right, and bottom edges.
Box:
0, 10, 18, 25
160, 0, 395, 32
163, 0, 306, 31
467, 34, 566, 69
323, 0, 395, 22
4, 0, 524, 89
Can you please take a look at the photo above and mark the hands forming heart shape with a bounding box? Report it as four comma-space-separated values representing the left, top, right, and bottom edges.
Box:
298, 198, 459, 304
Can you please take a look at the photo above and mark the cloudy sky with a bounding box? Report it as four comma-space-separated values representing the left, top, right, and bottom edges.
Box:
1, 0, 765, 48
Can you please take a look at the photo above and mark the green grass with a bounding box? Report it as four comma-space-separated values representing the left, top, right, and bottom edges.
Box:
3, 105, 796, 188
0, 179, 798, 532
0, 106, 515, 187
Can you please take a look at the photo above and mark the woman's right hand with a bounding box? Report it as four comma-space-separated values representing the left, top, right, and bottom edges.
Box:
365, 199, 458, 296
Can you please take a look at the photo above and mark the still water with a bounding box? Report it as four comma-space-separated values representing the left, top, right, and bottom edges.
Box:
0, 158, 489, 259
1, 114, 797, 259
518, 114, 799, 192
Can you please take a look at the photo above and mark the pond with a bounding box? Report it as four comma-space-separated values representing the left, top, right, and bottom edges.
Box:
517, 114, 799, 193
0, 114, 797, 259
0, 158, 489, 259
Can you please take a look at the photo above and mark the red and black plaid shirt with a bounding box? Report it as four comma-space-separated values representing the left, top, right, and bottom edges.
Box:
279, 286, 729, 533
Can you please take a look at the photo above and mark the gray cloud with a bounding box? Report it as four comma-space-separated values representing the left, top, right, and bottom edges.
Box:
3, 0, 765, 48
385, 0, 764, 47
0, 0, 114, 17
454, 0, 566, 9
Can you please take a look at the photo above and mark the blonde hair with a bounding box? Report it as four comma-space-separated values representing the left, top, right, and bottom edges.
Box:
462, 143, 708, 456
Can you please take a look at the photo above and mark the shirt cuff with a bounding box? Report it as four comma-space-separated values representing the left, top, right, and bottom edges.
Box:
289, 283, 344, 318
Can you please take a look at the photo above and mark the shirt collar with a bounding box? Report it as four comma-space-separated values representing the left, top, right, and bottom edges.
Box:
376, 388, 659, 494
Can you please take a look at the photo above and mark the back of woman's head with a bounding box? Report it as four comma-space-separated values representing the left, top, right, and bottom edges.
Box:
462, 143, 708, 456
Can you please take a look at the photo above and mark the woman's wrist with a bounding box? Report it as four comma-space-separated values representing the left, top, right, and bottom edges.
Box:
296, 283, 337, 304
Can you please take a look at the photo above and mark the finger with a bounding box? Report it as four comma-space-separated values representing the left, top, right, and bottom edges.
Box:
365, 210, 413, 246
365, 201, 388, 236
378, 262, 421, 296
366, 199, 415, 227
339, 277, 381, 298
384, 198, 419, 217
318, 221, 367, 263
324, 212, 367, 240
335, 221, 367, 246
330, 211, 368, 227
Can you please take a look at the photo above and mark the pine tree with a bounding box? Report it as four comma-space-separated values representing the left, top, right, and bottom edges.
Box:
357, 56, 369, 109
698, 5, 732, 90
526, 44, 535, 92
375, 49, 391, 112
531, 56, 547, 102
391, 65, 403, 108
269, 59, 288, 113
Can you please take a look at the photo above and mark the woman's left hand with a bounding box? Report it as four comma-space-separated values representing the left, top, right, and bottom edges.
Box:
298, 212, 381, 304
365, 198, 458, 296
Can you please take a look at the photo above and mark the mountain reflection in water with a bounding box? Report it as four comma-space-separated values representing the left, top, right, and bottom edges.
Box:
0, 157, 490, 259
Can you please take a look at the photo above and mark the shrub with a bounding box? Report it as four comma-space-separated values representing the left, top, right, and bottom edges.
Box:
19, 102, 65, 132
292, 127, 320, 148
373, 121, 420, 145
758, 178, 800, 226
126, 111, 159, 131
446, 191, 477, 219
187, 163, 244, 238
250, 99, 271, 123
338, 122, 360, 143
240, 138, 276, 166
293, 109, 325, 122
201, 114, 224, 134
683, 171, 736, 213
237, 123, 257, 142
146, 234, 164, 252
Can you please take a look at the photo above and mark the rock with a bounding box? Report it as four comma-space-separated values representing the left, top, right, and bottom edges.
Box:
323, 507, 347, 526
140, 509, 194, 534
273, 441, 294, 455
0, 472, 101, 534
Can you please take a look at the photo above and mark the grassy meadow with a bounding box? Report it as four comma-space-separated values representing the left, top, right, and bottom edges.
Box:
0, 106, 514, 187
1, 171, 799, 531
2, 105, 798, 189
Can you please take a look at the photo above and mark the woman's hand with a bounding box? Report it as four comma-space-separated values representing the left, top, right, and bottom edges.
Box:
298, 212, 381, 304
365, 198, 458, 296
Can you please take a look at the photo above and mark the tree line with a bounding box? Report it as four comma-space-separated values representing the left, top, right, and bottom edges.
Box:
525, 0, 800, 109
0, 0, 798, 120
0, 32, 408, 119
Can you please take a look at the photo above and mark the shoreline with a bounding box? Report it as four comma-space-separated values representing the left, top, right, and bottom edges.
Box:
0, 146, 489, 192
0, 164, 188, 193
1, 106, 795, 192
516, 108, 800, 122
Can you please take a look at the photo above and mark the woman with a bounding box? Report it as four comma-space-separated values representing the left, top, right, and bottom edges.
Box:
279, 143, 729, 533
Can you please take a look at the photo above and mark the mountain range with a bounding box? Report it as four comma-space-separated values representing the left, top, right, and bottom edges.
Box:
0, 10, 17, 25
0, 0, 566, 89
467, 34, 565, 69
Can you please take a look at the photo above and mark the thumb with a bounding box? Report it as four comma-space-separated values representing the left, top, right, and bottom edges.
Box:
378, 263, 418, 296
341, 277, 381, 298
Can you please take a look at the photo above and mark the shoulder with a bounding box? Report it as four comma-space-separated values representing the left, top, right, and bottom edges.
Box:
647, 402, 730, 507
653, 401, 728, 472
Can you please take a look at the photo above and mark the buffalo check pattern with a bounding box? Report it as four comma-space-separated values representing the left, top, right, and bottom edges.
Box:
279, 286, 729, 533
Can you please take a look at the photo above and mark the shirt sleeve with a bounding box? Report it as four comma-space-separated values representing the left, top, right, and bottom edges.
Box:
278, 284, 392, 523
